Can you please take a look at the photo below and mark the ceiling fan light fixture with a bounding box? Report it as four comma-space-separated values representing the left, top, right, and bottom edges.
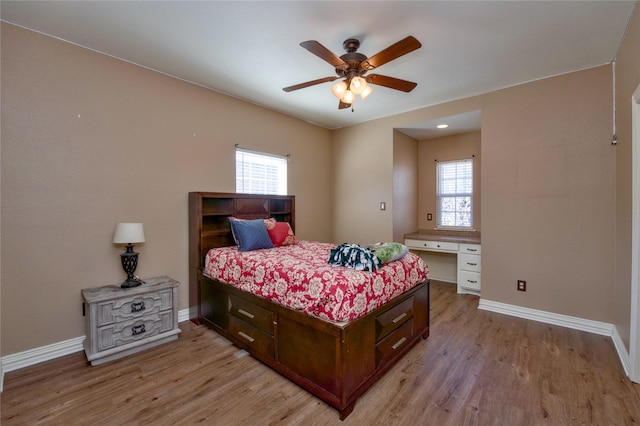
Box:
360, 85, 374, 100
342, 89, 355, 104
350, 76, 367, 95
331, 80, 347, 99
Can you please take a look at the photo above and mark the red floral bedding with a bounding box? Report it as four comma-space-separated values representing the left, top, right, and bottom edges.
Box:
204, 241, 429, 322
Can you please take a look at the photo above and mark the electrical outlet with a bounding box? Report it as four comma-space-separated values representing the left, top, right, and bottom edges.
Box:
517, 280, 527, 291
427, 213, 433, 221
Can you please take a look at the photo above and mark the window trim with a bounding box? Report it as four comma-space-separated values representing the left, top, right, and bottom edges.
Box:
235, 147, 288, 195
435, 158, 474, 230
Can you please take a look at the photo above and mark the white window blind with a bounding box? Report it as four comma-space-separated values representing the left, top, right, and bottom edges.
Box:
235, 148, 287, 195
436, 159, 473, 229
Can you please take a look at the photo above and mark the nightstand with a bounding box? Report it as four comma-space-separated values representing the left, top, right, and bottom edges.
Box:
81, 275, 181, 366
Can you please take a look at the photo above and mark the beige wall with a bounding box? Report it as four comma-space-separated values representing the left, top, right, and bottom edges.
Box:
418, 131, 481, 232
614, 7, 640, 350
1, 23, 333, 355
330, 120, 395, 244
334, 65, 616, 323
392, 130, 419, 243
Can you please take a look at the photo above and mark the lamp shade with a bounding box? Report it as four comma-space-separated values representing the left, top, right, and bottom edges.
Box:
113, 222, 145, 244
331, 81, 347, 99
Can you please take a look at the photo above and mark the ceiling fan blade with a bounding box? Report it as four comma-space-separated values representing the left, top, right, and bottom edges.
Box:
283, 76, 338, 92
300, 40, 348, 69
366, 74, 417, 92
360, 36, 421, 70
339, 100, 351, 109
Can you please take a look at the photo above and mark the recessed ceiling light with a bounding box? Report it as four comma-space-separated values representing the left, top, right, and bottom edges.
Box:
437, 124, 449, 129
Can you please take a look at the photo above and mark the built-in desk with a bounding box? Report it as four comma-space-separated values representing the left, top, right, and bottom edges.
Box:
405, 231, 481, 296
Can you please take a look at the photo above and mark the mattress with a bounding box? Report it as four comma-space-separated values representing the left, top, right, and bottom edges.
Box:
204, 240, 428, 322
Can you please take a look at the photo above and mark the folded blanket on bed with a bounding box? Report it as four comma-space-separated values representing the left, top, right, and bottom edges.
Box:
329, 243, 382, 272
373, 242, 409, 264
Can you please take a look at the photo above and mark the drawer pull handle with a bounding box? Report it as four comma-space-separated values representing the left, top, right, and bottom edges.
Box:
467, 248, 478, 252
131, 324, 146, 336
467, 262, 477, 266
131, 301, 146, 313
238, 309, 255, 319
238, 331, 255, 343
467, 280, 478, 284
392, 337, 407, 350
392, 312, 408, 324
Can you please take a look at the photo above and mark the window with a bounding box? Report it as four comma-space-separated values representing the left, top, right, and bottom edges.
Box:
235, 148, 287, 195
436, 159, 473, 229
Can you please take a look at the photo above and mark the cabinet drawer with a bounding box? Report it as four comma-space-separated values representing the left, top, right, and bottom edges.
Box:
375, 296, 414, 342
97, 311, 174, 351
458, 253, 481, 272
405, 239, 458, 252
228, 315, 274, 358
459, 270, 481, 291
375, 318, 414, 368
460, 244, 481, 255
97, 289, 174, 327
229, 295, 274, 334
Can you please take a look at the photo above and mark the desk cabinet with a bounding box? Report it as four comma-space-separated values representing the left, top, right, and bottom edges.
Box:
457, 244, 481, 295
406, 239, 481, 296
82, 276, 181, 365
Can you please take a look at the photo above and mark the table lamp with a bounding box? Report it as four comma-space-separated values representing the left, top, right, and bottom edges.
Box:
113, 222, 146, 288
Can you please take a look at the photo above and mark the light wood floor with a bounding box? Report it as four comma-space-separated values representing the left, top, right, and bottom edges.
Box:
3, 281, 640, 425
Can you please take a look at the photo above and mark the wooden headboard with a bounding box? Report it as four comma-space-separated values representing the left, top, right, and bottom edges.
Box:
188, 192, 295, 313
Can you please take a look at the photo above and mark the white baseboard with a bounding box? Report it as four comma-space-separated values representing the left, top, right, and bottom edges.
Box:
479, 298, 631, 376
478, 298, 614, 336
612, 325, 632, 377
0, 308, 194, 392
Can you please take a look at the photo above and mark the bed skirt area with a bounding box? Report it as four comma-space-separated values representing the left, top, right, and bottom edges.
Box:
196, 273, 430, 420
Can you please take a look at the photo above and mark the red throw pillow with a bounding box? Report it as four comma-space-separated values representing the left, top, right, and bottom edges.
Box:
264, 219, 297, 246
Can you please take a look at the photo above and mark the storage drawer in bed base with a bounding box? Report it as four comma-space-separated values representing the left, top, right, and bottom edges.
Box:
196, 274, 430, 421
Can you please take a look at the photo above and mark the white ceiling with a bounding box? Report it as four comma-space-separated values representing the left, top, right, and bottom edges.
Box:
1, 1, 637, 139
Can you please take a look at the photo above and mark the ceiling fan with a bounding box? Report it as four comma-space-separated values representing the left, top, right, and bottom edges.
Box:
283, 36, 422, 109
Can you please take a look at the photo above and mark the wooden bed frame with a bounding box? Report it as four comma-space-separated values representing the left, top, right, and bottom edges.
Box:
189, 192, 430, 420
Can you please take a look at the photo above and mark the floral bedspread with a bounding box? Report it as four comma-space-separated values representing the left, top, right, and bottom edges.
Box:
204, 241, 429, 323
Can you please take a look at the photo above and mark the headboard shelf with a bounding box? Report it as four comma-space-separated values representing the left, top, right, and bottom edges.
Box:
188, 192, 296, 313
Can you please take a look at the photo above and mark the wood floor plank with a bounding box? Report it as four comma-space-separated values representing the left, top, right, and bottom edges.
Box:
2, 281, 639, 425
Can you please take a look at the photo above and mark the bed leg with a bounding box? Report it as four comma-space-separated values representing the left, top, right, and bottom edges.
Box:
339, 402, 356, 421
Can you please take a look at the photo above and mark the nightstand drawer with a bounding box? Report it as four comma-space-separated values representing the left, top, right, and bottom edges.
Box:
98, 311, 174, 351
458, 253, 481, 272
82, 276, 181, 365
96, 289, 174, 327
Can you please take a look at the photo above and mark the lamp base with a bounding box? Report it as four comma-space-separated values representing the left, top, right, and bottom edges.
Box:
119, 244, 144, 288
121, 276, 145, 288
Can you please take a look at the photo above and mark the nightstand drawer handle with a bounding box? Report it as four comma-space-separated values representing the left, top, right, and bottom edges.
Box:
391, 337, 407, 350
467, 280, 478, 284
238, 309, 255, 319
238, 331, 255, 343
131, 301, 146, 313
132, 324, 146, 336
467, 248, 478, 252
467, 262, 477, 266
392, 312, 407, 324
